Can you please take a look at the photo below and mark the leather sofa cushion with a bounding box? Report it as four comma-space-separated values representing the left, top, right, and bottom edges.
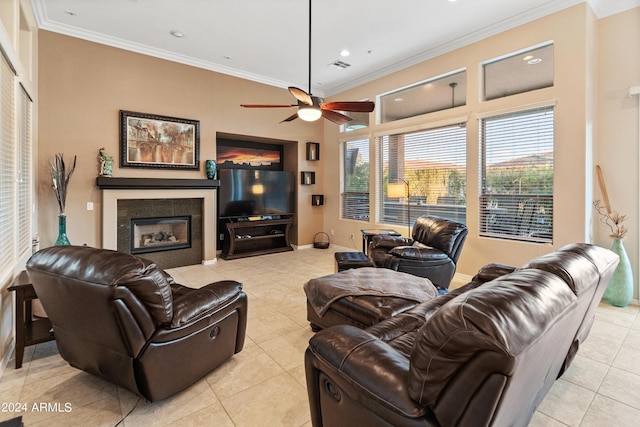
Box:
388, 245, 448, 261
524, 251, 599, 296
407, 269, 576, 406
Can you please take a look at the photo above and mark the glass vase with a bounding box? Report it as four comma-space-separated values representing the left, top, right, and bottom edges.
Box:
55, 214, 71, 246
604, 237, 633, 307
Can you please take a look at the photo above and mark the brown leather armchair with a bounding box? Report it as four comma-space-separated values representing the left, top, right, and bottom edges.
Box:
368, 215, 468, 289
26, 246, 247, 402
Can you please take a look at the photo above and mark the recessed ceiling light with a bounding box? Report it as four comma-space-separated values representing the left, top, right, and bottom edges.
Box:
340, 49, 350, 57
394, 97, 404, 102
528, 58, 542, 64
523, 55, 534, 61
169, 30, 184, 38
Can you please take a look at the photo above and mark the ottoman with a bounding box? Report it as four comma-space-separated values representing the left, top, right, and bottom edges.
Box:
334, 251, 374, 272
304, 267, 438, 331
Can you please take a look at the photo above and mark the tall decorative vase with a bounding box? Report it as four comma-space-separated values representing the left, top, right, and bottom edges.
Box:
55, 214, 71, 246
205, 160, 217, 179
604, 237, 633, 307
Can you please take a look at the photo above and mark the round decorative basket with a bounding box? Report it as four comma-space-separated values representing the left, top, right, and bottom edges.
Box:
313, 232, 330, 249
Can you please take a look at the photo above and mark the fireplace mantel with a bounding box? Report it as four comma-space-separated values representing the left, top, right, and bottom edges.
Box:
96, 177, 220, 190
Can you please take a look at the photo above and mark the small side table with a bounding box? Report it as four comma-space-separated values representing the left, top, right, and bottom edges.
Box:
361, 229, 402, 255
8, 271, 54, 368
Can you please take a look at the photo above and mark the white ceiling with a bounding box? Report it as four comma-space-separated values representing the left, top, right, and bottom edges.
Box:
32, 0, 639, 97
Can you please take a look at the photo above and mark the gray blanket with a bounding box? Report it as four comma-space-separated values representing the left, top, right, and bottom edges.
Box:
304, 267, 438, 316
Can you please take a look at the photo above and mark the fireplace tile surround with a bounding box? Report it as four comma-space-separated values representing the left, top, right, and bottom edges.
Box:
119, 200, 200, 268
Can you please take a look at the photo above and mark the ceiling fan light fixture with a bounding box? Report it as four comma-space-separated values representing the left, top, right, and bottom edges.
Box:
298, 106, 322, 121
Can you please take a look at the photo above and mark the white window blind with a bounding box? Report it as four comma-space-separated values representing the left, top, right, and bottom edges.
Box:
18, 85, 32, 256
341, 138, 370, 221
377, 124, 467, 228
0, 53, 16, 276
479, 107, 554, 243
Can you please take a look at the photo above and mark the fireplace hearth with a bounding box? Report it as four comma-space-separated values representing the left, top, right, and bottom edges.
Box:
131, 216, 191, 254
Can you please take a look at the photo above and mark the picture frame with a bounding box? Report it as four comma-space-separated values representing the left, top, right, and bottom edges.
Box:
120, 110, 200, 170
216, 138, 283, 171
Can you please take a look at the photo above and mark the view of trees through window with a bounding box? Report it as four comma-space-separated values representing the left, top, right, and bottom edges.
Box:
480, 107, 554, 243
341, 138, 370, 221
377, 124, 467, 227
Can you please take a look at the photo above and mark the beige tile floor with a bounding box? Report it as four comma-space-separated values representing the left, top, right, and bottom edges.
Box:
1, 247, 639, 426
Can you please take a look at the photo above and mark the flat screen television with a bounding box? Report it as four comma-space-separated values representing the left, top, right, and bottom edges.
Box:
218, 169, 295, 219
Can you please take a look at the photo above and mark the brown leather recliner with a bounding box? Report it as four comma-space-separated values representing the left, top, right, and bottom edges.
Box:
305, 243, 619, 427
368, 215, 468, 289
26, 246, 247, 402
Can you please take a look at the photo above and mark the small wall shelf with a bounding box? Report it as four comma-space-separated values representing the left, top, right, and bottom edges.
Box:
306, 142, 320, 161
301, 171, 315, 185
311, 195, 324, 206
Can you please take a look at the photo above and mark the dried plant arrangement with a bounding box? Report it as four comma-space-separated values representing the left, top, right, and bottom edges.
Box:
594, 165, 627, 239
50, 153, 77, 215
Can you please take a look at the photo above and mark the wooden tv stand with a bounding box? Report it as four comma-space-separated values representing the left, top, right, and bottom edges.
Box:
220, 217, 294, 260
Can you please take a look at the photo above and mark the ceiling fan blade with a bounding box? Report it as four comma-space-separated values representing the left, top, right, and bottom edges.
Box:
288, 87, 313, 106
322, 110, 352, 125
320, 101, 375, 113
280, 113, 299, 123
241, 104, 297, 108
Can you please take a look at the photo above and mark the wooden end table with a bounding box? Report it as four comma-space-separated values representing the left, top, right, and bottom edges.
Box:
8, 271, 55, 368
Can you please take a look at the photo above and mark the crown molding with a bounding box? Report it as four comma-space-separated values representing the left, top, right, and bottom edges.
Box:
32, 0, 639, 98
323, 0, 584, 95
588, 0, 640, 18
31, 0, 294, 92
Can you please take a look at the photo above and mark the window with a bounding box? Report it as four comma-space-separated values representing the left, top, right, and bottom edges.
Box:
479, 107, 554, 243
18, 86, 33, 256
0, 54, 16, 277
379, 70, 466, 123
340, 110, 369, 133
483, 44, 554, 101
377, 124, 467, 228
340, 138, 370, 221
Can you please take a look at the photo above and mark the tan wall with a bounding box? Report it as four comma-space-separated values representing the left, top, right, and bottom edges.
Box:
34, 5, 640, 299
596, 7, 640, 299
37, 31, 324, 249
321, 4, 601, 277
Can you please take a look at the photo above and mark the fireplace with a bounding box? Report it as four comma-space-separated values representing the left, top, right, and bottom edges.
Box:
98, 178, 219, 267
116, 199, 202, 269
131, 216, 191, 254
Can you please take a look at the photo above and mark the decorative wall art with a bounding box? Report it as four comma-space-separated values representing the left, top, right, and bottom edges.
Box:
120, 110, 200, 170
216, 139, 283, 171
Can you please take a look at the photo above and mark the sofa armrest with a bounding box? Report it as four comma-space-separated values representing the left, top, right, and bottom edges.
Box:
472, 263, 517, 283
307, 325, 426, 418
370, 235, 412, 249
387, 245, 448, 261
170, 280, 243, 328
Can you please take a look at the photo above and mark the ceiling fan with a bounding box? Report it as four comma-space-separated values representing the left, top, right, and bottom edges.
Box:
240, 0, 374, 125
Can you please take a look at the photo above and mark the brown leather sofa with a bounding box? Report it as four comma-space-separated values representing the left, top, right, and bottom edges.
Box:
305, 243, 618, 427
26, 246, 247, 402
368, 215, 468, 289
